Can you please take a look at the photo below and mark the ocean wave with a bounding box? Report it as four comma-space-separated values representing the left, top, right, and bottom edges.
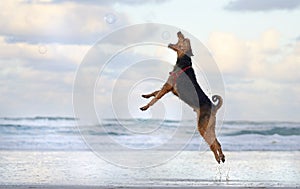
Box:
0, 117, 299, 151
0, 116, 76, 121
225, 127, 300, 136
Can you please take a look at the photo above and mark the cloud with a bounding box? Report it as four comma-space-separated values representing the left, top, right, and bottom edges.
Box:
0, 32, 176, 117
207, 32, 249, 75
225, 77, 300, 121
208, 29, 300, 121
25, 0, 170, 6
0, 1, 131, 44
0, 59, 75, 117
0, 34, 91, 117
0, 37, 88, 71
208, 29, 285, 79
225, 0, 300, 11
0, 1, 171, 45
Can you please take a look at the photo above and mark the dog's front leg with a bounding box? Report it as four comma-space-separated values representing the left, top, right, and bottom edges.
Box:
141, 90, 160, 99
140, 83, 172, 111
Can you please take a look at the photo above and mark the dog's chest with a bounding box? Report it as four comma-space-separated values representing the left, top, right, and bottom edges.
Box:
172, 84, 179, 96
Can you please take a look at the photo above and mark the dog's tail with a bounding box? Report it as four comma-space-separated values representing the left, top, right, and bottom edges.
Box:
212, 95, 223, 111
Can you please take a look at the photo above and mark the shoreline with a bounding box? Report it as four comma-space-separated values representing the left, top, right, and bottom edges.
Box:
0, 185, 298, 189
1, 151, 299, 188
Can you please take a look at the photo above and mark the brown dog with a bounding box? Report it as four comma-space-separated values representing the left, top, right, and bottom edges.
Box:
140, 32, 225, 163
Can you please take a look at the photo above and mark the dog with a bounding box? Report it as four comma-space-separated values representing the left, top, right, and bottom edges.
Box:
140, 31, 225, 163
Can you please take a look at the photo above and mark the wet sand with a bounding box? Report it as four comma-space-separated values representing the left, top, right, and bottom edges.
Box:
0, 151, 299, 188
0, 186, 298, 189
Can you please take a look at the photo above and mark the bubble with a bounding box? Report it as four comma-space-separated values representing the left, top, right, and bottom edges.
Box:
6, 36, 16, 43
104, 13, 116, 24
161, 31, 171, 40
38, 45, 47, 54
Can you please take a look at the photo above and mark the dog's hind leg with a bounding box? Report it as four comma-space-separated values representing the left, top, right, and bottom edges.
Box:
207, 115, 225, 163
142, 90, 160, 99
140, 83, 172, 111
209, 138, 226, 163
202, 134, 220, 163
197, 109, 225, 163
217, 141, 225, 163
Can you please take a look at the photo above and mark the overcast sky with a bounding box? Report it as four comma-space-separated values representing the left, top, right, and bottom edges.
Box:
0, 0, 299, 121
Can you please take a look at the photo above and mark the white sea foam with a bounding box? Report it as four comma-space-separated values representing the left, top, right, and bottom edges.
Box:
0, 117, 299, 151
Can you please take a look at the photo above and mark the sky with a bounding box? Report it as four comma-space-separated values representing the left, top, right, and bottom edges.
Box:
0, 0, 300, 121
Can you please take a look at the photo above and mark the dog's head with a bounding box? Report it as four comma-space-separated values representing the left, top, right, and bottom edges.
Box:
177, 31, 184, 40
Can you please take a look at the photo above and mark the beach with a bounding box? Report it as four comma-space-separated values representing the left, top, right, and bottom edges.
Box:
0, 117, 299, 188
1, 151, 299, 188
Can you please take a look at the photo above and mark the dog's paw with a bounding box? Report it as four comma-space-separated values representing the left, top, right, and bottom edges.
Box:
214, 155, 221, 164
140, 105, 149, 111
141, 94, 151, 99
221, 155, 225, 163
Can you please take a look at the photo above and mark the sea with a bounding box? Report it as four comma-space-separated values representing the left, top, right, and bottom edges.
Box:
0, 116, 299, 151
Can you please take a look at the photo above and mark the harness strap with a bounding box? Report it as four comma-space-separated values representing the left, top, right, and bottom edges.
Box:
169, 66, 192, 85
